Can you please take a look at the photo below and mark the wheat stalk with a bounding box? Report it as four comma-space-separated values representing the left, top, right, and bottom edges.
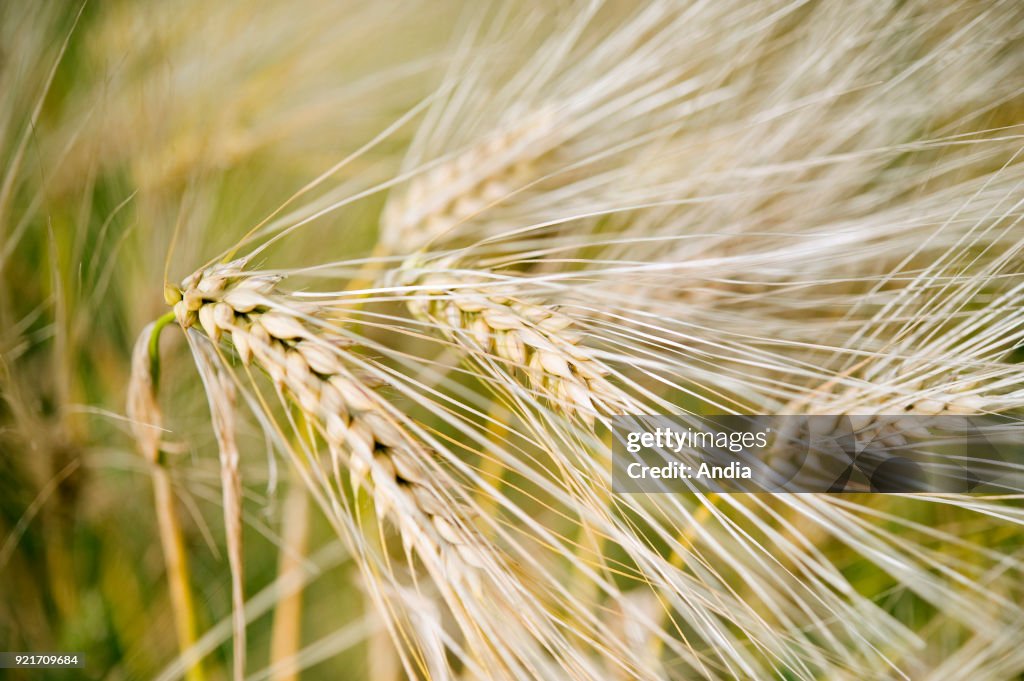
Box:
267, 479, 309, 681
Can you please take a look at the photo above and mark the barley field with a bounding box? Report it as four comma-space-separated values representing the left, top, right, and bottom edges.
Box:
2, 1, 1024, 680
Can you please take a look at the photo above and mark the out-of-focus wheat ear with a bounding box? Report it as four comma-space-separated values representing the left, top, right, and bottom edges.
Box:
190, 339, 245, 681
379, 107, 558, 254
127, 319, 205, 681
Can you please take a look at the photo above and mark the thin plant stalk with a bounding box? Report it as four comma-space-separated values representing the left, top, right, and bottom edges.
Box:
152, 468, 205, 681
129, 316, 205, 681
190, 339, 247, 681
269, 477, 310, 681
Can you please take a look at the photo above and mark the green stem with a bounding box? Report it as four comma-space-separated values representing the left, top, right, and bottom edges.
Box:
148, 310, 177, 387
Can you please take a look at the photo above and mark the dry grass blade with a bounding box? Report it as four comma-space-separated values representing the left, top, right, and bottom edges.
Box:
191, 340, 246, 681
127, 321, 205, 681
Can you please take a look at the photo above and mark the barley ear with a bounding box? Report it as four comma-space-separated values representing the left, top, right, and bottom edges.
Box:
178, 262, 493, 581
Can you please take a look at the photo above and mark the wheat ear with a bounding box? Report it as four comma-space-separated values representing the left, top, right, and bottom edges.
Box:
173, 262, 663, 679
380, 108, 556, 253
404, 265, 637, 426
170, 260, 489, 578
